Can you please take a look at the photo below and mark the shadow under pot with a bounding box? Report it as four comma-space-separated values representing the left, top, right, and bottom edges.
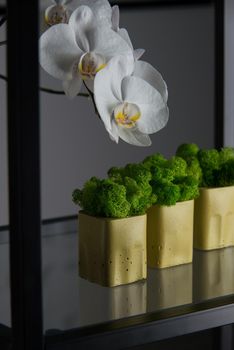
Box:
194, 186, 234, 250
147, 200, 194, 269
78, 212, 147, 287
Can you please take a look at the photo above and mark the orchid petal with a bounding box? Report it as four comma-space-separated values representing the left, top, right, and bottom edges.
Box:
111, 5, 120, 31
133, 60, 168, 103
134, 48, 145, 60
121, 75, 162, 105
118, 28, 133, 50
109, 119, 119, 143
40, 23, 82, 80
69, 6, 94, 52
117, 126, 152, 146
137, 104, 169, 134
94, 62, 121, 130
45, 5, 55, 19
88, 26, 133, 62
94, 55, 135, 130
62, 76, 83, 98
121, 76, 168, 133
73, 0, 112, 26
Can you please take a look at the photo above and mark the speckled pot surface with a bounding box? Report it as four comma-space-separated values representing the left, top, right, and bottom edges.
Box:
78, 212, 147, 287
147, 200, 194, 268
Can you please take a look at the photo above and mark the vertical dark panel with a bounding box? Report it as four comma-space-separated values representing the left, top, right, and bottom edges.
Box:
220, 325, 233, 350
215, 325, 233, 350
214, 0, 224, 148
7, 1, 43, 349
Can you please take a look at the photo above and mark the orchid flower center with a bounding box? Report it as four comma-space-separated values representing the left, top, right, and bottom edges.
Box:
114, 102, 141, 128
78, 52, 106, 80
45, 5, 69, 26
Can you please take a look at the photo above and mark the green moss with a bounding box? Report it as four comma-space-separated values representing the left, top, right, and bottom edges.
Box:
219, 147, 234, 165
176, 176, 200, 202
73, 177, 131, 218
198, 149, 220, 187
151, 166, 174, 183
176, 143, 199, 160
151, 180, 181, 206
186, 157, 203, 185
142, 153, 167, 170
214, 159, 234, 187
167, 156, 187, 179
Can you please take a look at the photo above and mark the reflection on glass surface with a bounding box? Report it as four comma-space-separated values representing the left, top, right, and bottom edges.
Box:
78, 280, 146, 325
43, 233, 146, 330
147, 264, 192, 312
193, 247, 234, 302
42, 230, 234, 332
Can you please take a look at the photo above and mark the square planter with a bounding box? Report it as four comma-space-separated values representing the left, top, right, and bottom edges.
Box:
78, 212, 147, 287
147, 200, 194, 268
194, 186, 234, 250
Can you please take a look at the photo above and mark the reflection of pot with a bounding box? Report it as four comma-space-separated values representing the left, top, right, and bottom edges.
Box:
78, 212, 147, 287
193, 247, 234, 302
78, 278, 147, 326
147, 200, 194, 268
147, 264, 192, 311
110, 281, 147, 319
194, 186, 234, 250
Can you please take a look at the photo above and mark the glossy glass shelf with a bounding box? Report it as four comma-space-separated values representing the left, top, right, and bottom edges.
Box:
41, 224, 234, 331
1, 219, 234, 348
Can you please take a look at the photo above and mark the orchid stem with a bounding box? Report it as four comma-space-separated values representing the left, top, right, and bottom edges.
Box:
0, 15, 7, 27
40, 86, 89, 97
0, 73, 89, 97
0, 16, 8, 46
83, 81, 100, 119
0, 73, 6, 82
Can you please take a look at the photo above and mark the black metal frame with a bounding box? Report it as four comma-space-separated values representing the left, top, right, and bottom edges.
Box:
5, 0, 228, 349
44, 296, 234, 350
7, 1, 43, 349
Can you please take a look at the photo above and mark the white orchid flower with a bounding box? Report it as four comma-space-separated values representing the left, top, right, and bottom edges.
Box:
111, 5, 145, 61
73, 0, 112, 26
94, 55, 169, 147
69, 1, 144, 60
40, 5, 133, 98
45, 0, 74, 26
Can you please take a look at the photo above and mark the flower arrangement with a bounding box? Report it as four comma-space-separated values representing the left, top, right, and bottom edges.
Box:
73, 152, 199, 273
140, 152, 198, 268
176, 143, 234, 250
40, 0, 169, 146
73, 165, 151, 286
